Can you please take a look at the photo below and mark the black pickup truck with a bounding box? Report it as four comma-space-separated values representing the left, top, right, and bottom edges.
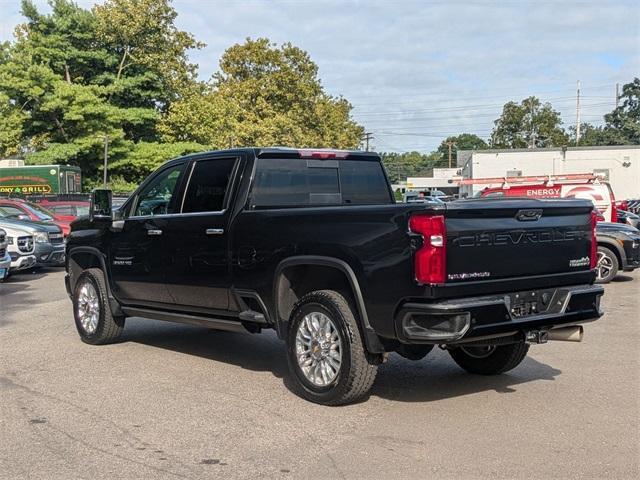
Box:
66, 148, 604, 405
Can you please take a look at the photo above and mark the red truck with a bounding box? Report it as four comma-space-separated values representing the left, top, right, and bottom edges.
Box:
469, 174, 619, 223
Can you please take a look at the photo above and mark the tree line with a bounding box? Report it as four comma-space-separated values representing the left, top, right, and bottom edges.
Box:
0, 1, 637, 189
0, 0, 363, 190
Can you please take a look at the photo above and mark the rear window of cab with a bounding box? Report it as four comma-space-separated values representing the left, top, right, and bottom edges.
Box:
250, 158, 392, 208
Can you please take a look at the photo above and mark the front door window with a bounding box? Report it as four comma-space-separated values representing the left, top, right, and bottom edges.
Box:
133, 164, 185, 217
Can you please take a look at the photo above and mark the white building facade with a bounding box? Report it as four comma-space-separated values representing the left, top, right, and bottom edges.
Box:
406, 168, 460, 193
457, 146, 640, 200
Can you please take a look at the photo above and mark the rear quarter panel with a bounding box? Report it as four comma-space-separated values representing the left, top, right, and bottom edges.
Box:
230, 204, 426, 338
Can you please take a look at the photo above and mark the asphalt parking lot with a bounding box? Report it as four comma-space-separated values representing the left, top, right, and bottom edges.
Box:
1, 269, 638, 480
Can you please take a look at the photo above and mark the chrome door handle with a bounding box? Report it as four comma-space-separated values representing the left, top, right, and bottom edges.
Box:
206, 228, 224, 236
147, 229, 163, 236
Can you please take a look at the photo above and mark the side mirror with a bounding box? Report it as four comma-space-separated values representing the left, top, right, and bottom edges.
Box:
90, 189, 113, 220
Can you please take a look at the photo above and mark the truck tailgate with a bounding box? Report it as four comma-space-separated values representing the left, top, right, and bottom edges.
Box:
444, 198, 594, 283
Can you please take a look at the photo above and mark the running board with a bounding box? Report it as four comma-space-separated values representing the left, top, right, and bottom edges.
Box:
121, 307, 249, 333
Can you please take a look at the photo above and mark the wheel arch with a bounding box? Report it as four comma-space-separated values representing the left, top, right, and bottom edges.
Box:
597, 239, 624, 267
273, 256, 384, 353
68, 246, 123, 316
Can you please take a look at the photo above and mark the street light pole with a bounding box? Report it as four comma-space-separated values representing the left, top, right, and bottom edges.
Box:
102, 135, 109, 188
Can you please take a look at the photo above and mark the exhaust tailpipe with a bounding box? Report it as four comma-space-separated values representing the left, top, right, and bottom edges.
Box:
548, 326, 583, 342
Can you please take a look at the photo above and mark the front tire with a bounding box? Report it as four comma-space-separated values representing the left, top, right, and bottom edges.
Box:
595, 246, 618, 284
73, 268, 124, 345
286, 290, 377, 406
448, 342, 529, 375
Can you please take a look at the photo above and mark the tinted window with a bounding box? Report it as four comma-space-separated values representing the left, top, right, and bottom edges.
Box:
251, 159, 339, 207
340, 160, 391, 204
182, 158, 236, 213
134, 164, 185, 216
251, 158, 390, 208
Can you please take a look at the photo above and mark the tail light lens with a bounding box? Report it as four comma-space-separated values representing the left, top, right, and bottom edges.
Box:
409, 214, 446, 284
590, 210, 598, 270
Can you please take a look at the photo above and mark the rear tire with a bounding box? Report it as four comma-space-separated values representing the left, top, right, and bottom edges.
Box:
595, 246, 618, 284
286, 290, 377, 405
73, 268, 124, 345
449, 342, 529, 375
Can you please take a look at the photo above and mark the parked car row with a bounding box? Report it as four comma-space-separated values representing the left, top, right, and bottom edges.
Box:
624, 199, 640, 215
0, 197, 77, 279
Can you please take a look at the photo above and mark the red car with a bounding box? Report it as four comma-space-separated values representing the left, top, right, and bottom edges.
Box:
37, 199, 90, 219
0, 198, 73, 236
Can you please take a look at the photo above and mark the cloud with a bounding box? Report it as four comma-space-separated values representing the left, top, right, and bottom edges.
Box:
2, 0, 638, 151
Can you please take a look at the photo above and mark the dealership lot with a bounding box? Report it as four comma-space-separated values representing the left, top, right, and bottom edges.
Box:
1, 269, 638, 479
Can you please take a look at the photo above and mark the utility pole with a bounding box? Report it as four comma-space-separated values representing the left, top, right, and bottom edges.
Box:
576, 80, 581, 145
446, 140, 455, 168
363, 132, 373, 151
616, 83, 620, 107
530, 100, 536, 148
102, 135, 109, 188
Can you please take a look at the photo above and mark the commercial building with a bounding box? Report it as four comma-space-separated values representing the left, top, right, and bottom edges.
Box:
457, 145, 639, 200
405, 168, 460, 195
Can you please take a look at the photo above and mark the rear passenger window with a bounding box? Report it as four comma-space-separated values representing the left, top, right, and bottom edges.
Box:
251, 158, 391, 208
182, 158, 236, 213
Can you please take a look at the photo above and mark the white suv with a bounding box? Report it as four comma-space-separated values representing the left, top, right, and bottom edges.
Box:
0, 223, 36, 273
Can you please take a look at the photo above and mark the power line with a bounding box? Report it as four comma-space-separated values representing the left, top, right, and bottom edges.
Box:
347, 83, 616, 107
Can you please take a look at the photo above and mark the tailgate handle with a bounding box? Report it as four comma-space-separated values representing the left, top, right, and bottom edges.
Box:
516, 209, 543, 221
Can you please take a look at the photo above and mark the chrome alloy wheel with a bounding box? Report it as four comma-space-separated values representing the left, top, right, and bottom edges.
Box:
460, 345, 497, 359
596, 251, 613, 281
295, 312, 342, 387
77, 281, 100, 334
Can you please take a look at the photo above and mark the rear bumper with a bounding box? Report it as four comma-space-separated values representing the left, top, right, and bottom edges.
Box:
395, 284, 604, 344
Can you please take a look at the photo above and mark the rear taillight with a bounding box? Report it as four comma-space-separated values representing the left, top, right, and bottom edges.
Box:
590, 210, 598, 270
409, 214, 446, 284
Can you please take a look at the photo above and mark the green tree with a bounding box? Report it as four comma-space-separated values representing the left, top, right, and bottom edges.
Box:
491, 96, 569, 148
0, 0, 203, 183
93, 0, 203, 104
160, 38, 364, 148
603, 77, 640, 144
380, 151, 442, 183
436, 133, 488, 165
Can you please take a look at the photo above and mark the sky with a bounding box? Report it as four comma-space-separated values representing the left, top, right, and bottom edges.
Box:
1, 0, 638, 153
